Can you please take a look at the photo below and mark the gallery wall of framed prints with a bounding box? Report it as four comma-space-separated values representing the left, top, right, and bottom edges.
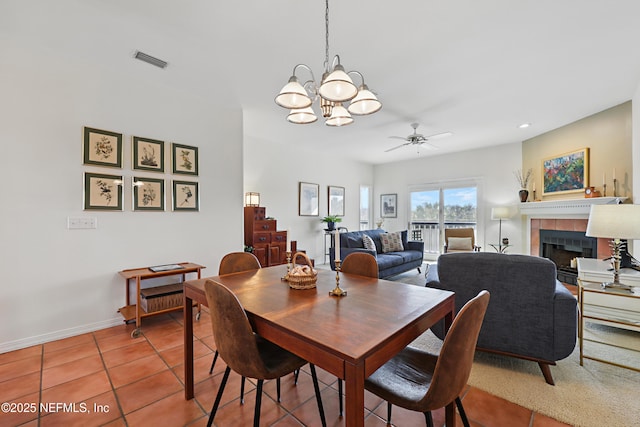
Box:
81, 126, 199, 212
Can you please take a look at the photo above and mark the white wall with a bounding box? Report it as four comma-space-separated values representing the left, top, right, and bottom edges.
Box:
373, 142, 524, 254
243, 128, 374, 264
0, 37, 244, 351
633, 86, 640, 256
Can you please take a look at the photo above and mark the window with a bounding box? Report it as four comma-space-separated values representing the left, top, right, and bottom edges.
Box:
410, 183, 477, 255
360, 185, 371, 230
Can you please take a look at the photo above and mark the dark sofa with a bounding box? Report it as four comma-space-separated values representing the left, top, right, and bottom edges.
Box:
329, 229, 424, 278
426, 252, 577, 385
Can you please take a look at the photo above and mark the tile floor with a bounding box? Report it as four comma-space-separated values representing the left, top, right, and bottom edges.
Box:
0, 310, 571, 427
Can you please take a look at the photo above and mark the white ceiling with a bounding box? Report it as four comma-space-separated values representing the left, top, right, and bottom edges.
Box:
6, 0, 640, 164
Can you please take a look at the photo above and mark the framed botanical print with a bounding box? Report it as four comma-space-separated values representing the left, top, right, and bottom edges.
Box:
83, 127, 123, 168
133, 177, 165, 211
84, 172, 123, 210
173, 180, 199, 211
133, 136, 165, 172
542, 148, 589, 195
328, 185, 345, 216
172, 143, 199, 176
299, 182, 319, 216
380, 193, 397, 218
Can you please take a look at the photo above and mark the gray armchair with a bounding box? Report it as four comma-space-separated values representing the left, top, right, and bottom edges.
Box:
426, 252, 577, 385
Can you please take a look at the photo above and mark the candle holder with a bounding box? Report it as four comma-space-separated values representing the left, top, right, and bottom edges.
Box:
329, 260, 347, 297
532, 190, 537, 201
286, 251, 292, 274
603, 183, 607, 197
613, 179, 617, 197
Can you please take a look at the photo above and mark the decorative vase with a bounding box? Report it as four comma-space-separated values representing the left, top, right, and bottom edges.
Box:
519, 189, 529, 203
518, 190, 529, 203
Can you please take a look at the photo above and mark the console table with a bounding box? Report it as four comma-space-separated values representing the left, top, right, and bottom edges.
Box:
576, 257, 640, 371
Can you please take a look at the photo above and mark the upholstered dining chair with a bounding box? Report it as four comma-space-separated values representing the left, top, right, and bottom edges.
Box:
209, 252, 261, 381
444, 227, 480, 253
365, 290, 490, 427
340, 252, 379, 278
204, 279, 326, 427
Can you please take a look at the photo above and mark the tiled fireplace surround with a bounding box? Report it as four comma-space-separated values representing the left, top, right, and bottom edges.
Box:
530, 217, 611, 260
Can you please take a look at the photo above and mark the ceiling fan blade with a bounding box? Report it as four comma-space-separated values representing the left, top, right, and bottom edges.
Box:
424, 131, 453, 140
388, 136, 408, 140
420, 142, 439, 150
385, 142, 411, 152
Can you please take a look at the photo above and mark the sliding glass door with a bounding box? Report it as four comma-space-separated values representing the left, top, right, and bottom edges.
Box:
410, 184, 477, 255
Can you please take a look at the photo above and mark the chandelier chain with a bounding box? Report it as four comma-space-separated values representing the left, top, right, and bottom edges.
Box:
324, 0, 329, 71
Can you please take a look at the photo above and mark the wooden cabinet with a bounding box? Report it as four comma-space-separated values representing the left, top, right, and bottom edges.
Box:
244, 206, 287, 266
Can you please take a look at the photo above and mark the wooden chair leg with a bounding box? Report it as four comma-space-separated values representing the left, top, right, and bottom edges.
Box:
309, 364, 327, 427
455, 397, 471, 427
254, 379, 263, 427
207, 366, 230, 427
538, 362, 555, 385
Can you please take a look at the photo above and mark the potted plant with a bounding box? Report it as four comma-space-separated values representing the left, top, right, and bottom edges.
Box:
321, 215, 342, 231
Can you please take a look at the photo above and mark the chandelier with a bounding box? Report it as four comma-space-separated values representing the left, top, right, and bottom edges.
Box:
274, 0, 382, 126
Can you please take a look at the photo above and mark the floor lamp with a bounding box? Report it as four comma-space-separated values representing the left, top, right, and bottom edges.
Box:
491, 206, 512, 252
585, 204, 640, 292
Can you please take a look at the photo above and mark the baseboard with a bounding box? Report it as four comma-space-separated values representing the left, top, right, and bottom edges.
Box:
0, 317, 123, 354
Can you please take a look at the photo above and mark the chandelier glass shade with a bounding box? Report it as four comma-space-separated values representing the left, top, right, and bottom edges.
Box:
275, 0, 381, 126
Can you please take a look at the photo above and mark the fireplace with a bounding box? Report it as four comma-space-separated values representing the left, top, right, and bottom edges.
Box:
539, 229, 597, 284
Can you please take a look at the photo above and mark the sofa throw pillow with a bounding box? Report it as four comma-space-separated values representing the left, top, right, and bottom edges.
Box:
447, 237, 473, 251
380, 231, 404, 253
362, 234, 377, 253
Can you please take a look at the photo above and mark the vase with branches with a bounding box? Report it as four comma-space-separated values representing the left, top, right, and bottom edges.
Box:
514, 168, 533, 202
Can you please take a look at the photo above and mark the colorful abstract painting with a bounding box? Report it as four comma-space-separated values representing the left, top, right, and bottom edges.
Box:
542, 148, 589, 195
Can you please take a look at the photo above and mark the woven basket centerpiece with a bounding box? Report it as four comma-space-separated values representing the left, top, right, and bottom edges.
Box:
284, 252, 318, 290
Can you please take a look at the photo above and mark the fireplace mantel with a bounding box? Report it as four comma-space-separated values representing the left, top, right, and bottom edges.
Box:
519, 197, 626, 217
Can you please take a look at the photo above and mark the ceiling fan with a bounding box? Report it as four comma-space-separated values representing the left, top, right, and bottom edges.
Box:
385, 123, 452, 152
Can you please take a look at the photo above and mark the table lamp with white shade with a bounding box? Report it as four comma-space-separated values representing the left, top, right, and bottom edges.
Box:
585, 204, 640, 291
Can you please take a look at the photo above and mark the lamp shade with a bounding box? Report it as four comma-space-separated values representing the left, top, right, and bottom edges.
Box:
347, 84, 382, 115
325, 103, 353, 127
287, 107, 318, 124
491, 206, 512, 220
319, 64, 358, 102
275, 76, 312, 109
245, 192, 260, 207
586, 204, 640, 239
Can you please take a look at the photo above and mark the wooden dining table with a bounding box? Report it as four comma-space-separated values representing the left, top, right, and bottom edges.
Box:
183, 265, 456, 427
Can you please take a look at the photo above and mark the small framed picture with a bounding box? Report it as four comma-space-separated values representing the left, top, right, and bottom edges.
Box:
84, 172, 123, 210
381, 193, 397, 218
133, 136, 164, 172
83, 127, 123, 168
133, 177, 165, 211
173, 180, 199, 211
172, 143, 199, 176
328, 185, 345, 216
299, 182, 319, 216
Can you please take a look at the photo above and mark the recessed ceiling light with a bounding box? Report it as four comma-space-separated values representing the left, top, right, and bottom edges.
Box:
518, 123, 531, 129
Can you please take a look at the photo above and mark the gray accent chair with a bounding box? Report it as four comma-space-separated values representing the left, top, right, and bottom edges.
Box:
425, 252, 577, 385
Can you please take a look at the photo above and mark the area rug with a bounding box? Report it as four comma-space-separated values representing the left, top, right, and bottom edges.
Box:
389, 268, 640, 427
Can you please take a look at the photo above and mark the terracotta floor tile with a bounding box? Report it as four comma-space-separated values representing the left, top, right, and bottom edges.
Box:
43, 341, 100, 369
43, 333, 94, 353
194, 370, 255, 412
159, 339, 213, 367
41, 354, 104, 390
462, 387, 533, 427
107, 353, 168, 388
144, 327, 186, 352
41, 371, 112, 407
0, 345, 42, 365
101, 340, 156, 369
95, 331, 146, 353
212, 387, 289, 427
173, 353, 227, 384
0, 391, 39, 426
0, 371, 41, 402
532, 412, 573, 427
0, 355, 42, 383
39, 390, 121, 427
115, 370, 183, 414
124, 390, 204, 426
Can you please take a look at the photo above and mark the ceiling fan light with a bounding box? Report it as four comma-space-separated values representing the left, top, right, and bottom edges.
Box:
347, 85, 382, 115
319, 64, 358, 102
287, 107, 318, 124
325, 103, 353, 127
275, 76, 312, 109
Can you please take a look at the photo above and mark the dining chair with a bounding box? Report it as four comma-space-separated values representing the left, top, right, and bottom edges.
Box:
204, 279, 326, 427
209, 252, 261, 391
340, 252, 379, 278
364, 290, 490, 427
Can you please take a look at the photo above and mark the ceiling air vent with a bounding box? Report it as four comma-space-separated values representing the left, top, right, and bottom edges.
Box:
133, 51, 168, 69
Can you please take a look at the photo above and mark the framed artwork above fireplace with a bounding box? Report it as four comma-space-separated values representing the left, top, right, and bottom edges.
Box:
542, 148, 589, 195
